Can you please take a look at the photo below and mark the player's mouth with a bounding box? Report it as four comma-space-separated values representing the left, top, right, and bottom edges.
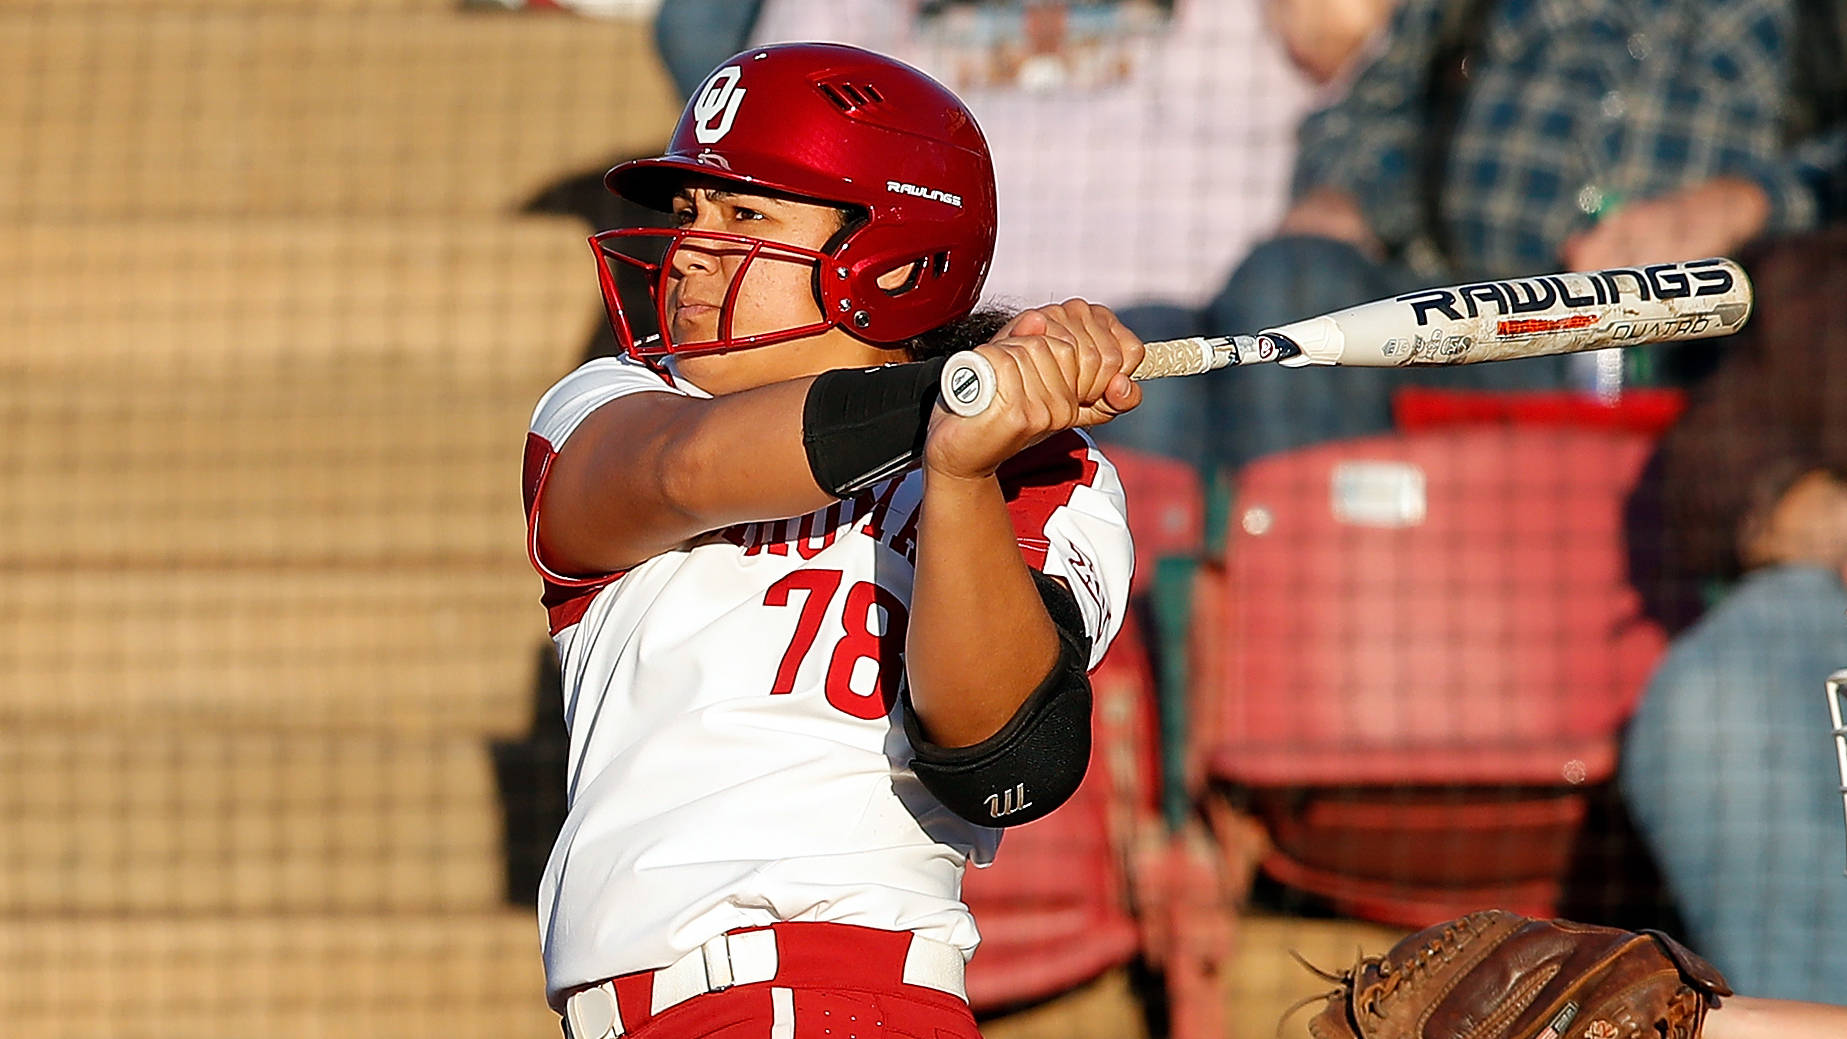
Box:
670, 301, 720, 340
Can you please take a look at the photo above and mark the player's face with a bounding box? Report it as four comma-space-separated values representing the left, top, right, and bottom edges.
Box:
663, 185, 876, 393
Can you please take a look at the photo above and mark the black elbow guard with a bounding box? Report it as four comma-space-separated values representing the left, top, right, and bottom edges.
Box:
904, 572, 1094, 827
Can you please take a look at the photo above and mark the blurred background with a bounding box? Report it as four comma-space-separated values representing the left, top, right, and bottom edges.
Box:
3, 1, 1843, 1037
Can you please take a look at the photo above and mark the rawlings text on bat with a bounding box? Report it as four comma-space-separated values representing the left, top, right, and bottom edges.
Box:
939, 257, 1753, 417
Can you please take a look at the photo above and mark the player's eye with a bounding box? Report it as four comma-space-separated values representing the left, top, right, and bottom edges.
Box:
730, 205, 765, 222
670, 206, 695, 226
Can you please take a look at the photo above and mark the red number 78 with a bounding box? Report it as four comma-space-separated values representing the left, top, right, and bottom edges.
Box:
763, 568, 909, 720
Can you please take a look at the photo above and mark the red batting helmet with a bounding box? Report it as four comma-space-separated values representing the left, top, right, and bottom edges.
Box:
592, 42, 998, 360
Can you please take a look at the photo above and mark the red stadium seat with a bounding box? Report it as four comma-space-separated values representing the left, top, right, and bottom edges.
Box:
1106, 445, 1207, 596
1191, 425, 1665, 929
1392, 385, 1687, 436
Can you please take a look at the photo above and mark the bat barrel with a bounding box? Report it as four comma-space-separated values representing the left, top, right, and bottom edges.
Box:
1296, 257, 1754, 367
937, 258, 1755, 416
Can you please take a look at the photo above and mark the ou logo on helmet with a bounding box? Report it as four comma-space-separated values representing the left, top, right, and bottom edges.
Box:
692, 66, 747, 144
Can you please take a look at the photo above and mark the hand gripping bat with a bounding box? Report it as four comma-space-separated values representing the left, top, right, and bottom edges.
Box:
938, 257, 1753, 417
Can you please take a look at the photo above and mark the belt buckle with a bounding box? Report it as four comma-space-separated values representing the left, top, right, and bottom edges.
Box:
699, 933, 735, 992
650, 928, 781, 1017
565, 981, 622, 1039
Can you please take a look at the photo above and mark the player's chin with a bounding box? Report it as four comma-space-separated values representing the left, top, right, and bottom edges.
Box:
673, 349, 727, 383
669, 313, 717, 345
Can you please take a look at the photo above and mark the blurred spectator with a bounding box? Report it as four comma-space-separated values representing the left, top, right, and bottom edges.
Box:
736, 0, 1322, 318
1618, 229, 1847, 1003
653, 0, 767, 96
1263, 0, 1397, 87
649, 0, 1395, 473
1626, 238, 1847, 637
1105, 0, 1847, 476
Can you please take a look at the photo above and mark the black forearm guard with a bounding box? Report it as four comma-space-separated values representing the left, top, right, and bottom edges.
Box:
801, 357, 946, 498
904, 570, 1094, 827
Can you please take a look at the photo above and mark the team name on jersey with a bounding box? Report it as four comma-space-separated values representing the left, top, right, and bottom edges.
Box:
718, 479, 920, 563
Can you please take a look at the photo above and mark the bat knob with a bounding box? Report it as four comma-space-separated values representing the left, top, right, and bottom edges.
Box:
940, 351, 997, 417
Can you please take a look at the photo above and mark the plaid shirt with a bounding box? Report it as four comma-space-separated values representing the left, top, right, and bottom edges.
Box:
1296, 0, 1845, 278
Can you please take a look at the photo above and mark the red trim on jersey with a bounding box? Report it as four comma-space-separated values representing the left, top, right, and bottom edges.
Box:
996, 431, 1100, 569
545, 592, 600, 634
642, 353, 679, 389
523, 431, 627, 635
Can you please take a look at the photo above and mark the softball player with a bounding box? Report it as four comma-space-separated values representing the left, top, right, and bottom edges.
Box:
521, 42, 1142, 1039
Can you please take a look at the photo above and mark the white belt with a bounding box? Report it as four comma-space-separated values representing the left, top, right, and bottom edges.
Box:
564, 929, 967, 1039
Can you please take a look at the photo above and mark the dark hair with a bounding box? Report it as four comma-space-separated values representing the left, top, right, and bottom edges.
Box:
900, 304, 1014, 362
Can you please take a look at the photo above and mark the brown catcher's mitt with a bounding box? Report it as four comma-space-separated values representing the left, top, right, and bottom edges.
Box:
1294, 909, 1732, 1039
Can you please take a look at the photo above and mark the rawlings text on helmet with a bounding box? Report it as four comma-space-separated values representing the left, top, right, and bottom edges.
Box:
886, 181, 963, 207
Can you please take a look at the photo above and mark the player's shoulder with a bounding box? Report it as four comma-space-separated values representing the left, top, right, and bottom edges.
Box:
530, 354, 693, 443
996, 431, 1123, 506
536, 354, 678, 407
997, 429, 1114, 480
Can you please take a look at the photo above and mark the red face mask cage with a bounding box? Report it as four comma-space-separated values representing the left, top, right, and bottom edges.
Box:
589, 226, 842, 363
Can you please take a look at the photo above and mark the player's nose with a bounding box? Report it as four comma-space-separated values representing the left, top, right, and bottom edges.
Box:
665, 234, 722, 278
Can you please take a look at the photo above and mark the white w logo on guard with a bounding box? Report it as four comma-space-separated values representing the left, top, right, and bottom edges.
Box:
692, 66, 747, 144
985, 783, 1033, 819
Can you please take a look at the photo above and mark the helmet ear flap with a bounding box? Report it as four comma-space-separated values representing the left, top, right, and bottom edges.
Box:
818, 206, 987, 345
829, 248, 979, 343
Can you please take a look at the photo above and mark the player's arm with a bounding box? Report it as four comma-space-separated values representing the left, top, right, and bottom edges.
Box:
906, 467, 1064, 747
906, 302, 1139, 745
901, 302, 1139, 824
538, 378, 836, 575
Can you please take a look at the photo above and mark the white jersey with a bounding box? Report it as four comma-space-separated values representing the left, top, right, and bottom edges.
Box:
521, 355, 1134, 1006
